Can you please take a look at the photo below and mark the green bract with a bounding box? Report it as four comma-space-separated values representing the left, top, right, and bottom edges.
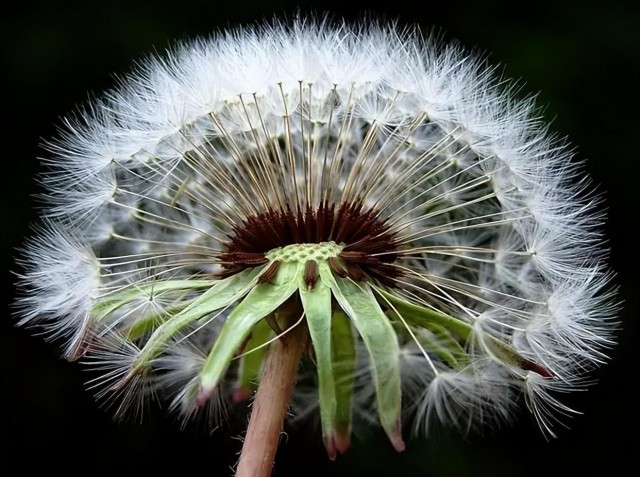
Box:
88, 241, 513, 453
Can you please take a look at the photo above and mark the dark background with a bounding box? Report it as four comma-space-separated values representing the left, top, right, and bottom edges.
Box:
2, 1, 637, 475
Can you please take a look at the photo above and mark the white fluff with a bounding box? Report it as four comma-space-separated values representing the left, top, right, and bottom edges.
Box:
15, 17, 617, 441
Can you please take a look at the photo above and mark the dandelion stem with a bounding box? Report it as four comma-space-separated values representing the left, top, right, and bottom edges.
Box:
235, 305, 309, 477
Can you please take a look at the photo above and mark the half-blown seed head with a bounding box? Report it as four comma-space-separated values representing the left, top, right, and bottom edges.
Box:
15, 17, 617, 454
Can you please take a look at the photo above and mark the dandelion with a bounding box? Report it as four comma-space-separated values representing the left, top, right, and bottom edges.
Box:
15, 18, 618, 477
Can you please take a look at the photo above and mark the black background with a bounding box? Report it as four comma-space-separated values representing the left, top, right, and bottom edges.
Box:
2, 1, 638, 476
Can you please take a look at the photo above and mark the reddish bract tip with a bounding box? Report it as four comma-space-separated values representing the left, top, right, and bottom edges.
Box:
323, 436, 337, 461
391, 436, 406, 453
233, 387, 252, 403
522, 359, 555, 378
388, 420, 406, 452
195, 387, 214, 407
334, 429, 352, 455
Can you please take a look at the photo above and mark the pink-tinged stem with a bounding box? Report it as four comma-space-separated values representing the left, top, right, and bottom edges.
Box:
235, 315, 308, 477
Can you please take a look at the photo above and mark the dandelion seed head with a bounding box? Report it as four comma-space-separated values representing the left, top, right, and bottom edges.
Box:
15, 17, 618, 454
